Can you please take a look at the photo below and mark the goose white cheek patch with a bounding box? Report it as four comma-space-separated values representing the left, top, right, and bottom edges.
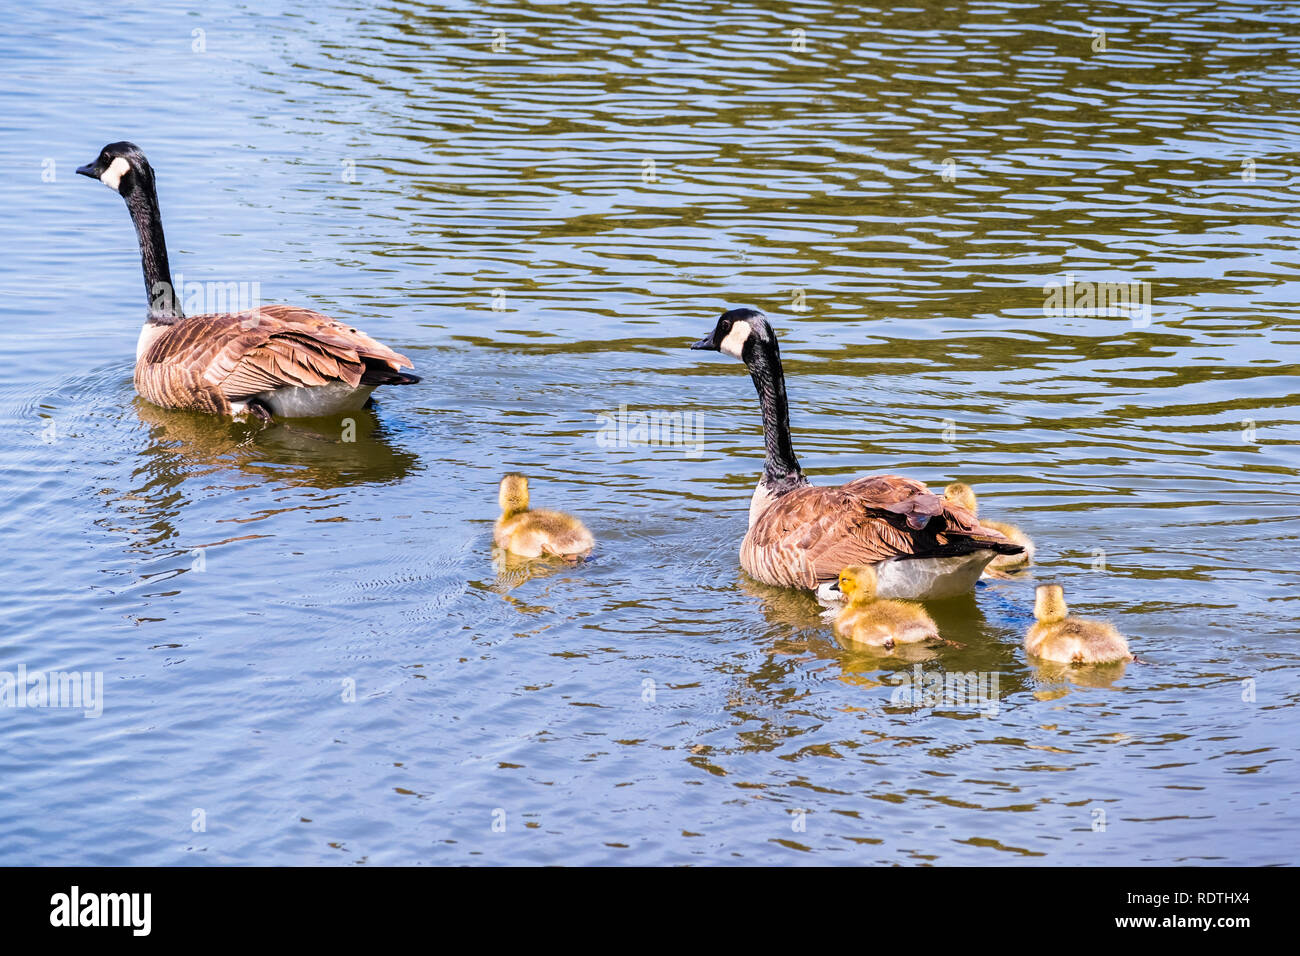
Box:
99, 156, 130, 191
719, 321, 752, 358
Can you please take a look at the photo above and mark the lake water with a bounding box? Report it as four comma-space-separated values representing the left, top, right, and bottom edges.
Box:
1, 0, 1297, 865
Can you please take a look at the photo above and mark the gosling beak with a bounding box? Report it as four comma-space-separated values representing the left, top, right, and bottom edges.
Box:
76, 163, 98, 179
690, 334, 717, 350
814, 579, 844, 607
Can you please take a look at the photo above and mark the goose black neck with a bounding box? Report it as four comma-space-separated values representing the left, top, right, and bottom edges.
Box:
746, 334, 803, 488
123, 175, 182, 321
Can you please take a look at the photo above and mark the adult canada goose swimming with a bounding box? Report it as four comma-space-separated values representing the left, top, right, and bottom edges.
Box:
1025, 584, 1134, 664
834, 565, 952, 650
77, 142, 417, 419
942, 482, 1035, 576
689, 308, 1022, 600
494, 473, 595, 561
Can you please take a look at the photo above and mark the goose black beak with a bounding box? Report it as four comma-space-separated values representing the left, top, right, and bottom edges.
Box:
76, 163, 98, 179
690, 334, 717, 350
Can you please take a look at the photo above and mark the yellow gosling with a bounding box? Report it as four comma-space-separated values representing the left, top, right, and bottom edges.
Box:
834, 564, 945, 650
943, 482, 1035, 575
493, 473, 594, 561
1026, 584, 1134, 664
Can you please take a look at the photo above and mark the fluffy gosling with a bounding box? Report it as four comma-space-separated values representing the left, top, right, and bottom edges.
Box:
1026, 584, 1133, 664
494, 473, 594, 561
943, 482, 1035, 575
834, 564, 946, 650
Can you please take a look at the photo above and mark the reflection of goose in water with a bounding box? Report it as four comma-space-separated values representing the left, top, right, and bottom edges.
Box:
737, 575, 949, 665
737, 575, 828, 635
489, 547, 578, 595
132, 398, 420, 489
1027, 657, 1132, 696
83, 399, 422, 606
739, 575, 1042, 706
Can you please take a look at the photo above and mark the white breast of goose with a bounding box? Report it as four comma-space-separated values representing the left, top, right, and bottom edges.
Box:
135, 320, 169, 362
747, 482, 779, 528
817, 551, 999, 604
877, 552, 998, 600
234, 382, 375, 418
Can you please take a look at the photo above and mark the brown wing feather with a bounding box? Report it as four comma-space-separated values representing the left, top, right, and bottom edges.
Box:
740, 475, 1021, 589
135, 306, 414, 413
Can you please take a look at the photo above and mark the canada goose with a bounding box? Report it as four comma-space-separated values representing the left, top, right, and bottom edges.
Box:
942, 482, 1035, 576
77, 142, 418, 419
689, 308, 1023, 599
833, 565, 948, 650
1025, 584, 1133, 664
494, 473, 595, 560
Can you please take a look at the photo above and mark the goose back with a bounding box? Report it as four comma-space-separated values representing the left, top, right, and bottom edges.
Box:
740, 474, 1021, 589
134, 304, 415, 415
